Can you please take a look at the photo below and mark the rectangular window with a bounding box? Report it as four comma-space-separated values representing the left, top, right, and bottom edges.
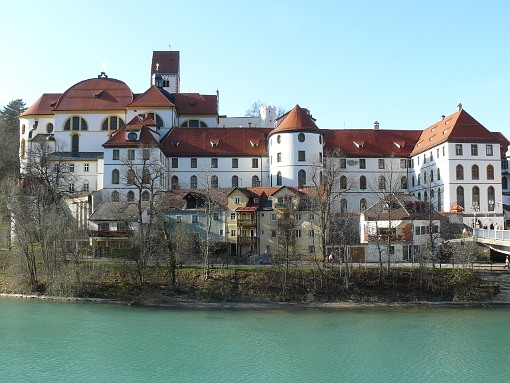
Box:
231, 230, 237, 237
309, 245, 315, 254
83, 182, 89, 192
295, 213, 301, 221
219, 229, 224, 236
68, 183, 75, 192
69, 163, 75, 173
455, 144, 463, 155
232, 158, 238, 168
389, 245, 395, 255
486, 144, 493, 156
423, 154, 426, 163
298, 151, 306, 161
359, 159, 366, 169
503, 160, 509, 170
436, 148, 439, 158
271, 230, 277, 238
98, 223, 110, 231
415, 226, 420, 235
171, 158, 178, 168
128, 149, 135, 160
271, 213, 277, 221
471, 144, 478, 156
230, 213, 236, 220
277, 153, 282, 162
430, 151, 433, 161
213, 212, 219, 221
191, 158, 197, 168
211, 158, 218, 168
400, 159, 407, 169
142, 149, 150, 160
340, 158, 346, 169
252, 158, 259, 168
308, 230, 314, 238
192, 215, 198, 223
443, 146, 445, 156
378, 159, 385, 169
309, 214, 315, 221
84, 163, 89, 172
113, 150, 119, 160
176, 216, 182, 223
295, 229, 302, 238
234, 197, 241, 204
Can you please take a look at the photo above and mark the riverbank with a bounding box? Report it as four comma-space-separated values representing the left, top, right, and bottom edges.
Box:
1, 265, 508, 308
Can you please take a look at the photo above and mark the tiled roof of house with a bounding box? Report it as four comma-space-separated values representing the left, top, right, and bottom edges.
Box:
363, 193, 438, 220
160, 127, 271, 157
151, 51, 180, 74
171, 93, 217, 115
53, 78, 133, 111
103, 117, 160, 148
491, 131, 510, 158
323, 129, 422, 157
21, 93, 61, 116
128, 85, 175, 108
410, 108, 501, 156
269, 105, 320, 136
89, 201, 147, 222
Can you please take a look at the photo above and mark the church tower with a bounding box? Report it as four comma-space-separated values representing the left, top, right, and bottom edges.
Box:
268, 105, 323, 188
151, 51, 180, 93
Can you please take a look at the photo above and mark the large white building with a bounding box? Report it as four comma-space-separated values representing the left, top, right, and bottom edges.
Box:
19, 51, 509, 230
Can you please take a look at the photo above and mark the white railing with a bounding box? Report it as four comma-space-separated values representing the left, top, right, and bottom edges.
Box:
474, 228, 510, 241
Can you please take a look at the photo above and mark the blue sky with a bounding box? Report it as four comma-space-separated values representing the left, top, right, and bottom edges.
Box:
2, 0, 510, 133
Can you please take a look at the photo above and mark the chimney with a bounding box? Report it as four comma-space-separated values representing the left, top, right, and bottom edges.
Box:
374, 121, 379, 130
248, 122, 252, 128
457, 103, 462, 111
441, 115, 445, 120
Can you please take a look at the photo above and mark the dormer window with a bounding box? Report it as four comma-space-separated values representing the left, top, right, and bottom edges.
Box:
250, 140, 259, 147
127, 132, 138, 141
210, 140, 219, 147
353, 140, 365, 148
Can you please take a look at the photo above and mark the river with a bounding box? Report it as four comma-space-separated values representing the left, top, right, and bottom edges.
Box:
0, 298, 508, 382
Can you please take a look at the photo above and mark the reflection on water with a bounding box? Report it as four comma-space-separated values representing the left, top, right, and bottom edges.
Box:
0, 299, 508, 382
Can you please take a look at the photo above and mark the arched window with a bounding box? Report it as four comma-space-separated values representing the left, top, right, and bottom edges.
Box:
340, 199, 347, 215
487, 164, 494, 180
437, 188, 442, 211
457, 186, 464, 208
401, 176, 407, 189
252, 175, 260, 187
71, 134, 79, 155
142, 168, 151, 185
437, 168, 441, 181
276, 171, 282, 186
298, 170, 306, 188
64, 116, 88, 131
424, 172, 427, 184
46, 123, 53, 134
488, 186, 495, 211
127, 191, 135, 202
298, 133, 305, 142
430, 170, 434, 183
142, 191, 150, 201
360, 198, 367, 212
190, 175, 197, 189
472, 165, 479, 180
503, 177, 508, 190
378, 175, 386, 190
101, 116, 125, 131
340, 175, 347, 189
360, 176, 367, 190
424, 190, 428, 202
417, 174, 421, 185
112, 169, 120, 184
21, 125, 25, 134
211, 175, 218, 188
171, 175, 179, 189
472, 186, 480, 207
145, 112, 164, 127
411, 175, 415, 187
232, 175, 239, 188
127, 169, 135, 185
111, 190, 119, 202
417, 192, 421, 200
180, 119, 207, 127
456, 164, 464, 180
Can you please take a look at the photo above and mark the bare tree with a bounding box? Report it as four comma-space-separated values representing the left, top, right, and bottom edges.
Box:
245, 101, 287, 119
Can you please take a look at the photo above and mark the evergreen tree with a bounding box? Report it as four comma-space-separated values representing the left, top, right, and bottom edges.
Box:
0, 99, 26, 178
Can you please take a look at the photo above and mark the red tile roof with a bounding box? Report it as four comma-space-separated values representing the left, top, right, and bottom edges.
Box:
269, 105, 320, 136
103, 118, 160, 148
53, 78, 133, 112
128, 85, 175, 108
410, 108, 501, 156
151, 51, 180, 74
491, 131, 510, 158
172, 93, 217, 115
323, 129, 421, 157
161, 127, 271, 157
21, 93, 61, 116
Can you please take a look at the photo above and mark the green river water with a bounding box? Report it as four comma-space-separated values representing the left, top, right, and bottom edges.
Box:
0, 298, 509, 382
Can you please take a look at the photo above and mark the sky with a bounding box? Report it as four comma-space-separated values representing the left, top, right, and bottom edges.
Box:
2, 0, 510, 133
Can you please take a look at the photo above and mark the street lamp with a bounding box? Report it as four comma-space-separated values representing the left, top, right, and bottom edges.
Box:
471, 204, 480, 228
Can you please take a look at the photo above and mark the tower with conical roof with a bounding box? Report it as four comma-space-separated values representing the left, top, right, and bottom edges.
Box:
268, 105, 323, 187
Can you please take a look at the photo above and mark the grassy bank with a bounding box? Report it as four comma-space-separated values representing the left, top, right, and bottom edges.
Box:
0, 258, 491, 304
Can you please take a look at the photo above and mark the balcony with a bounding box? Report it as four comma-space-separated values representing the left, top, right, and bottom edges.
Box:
238, 236, 256, 245
237, 219, 256, 227
89, 230, 132, 238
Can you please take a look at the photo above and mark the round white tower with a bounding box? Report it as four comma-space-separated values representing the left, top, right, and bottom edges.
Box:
268, 105, 323, 188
